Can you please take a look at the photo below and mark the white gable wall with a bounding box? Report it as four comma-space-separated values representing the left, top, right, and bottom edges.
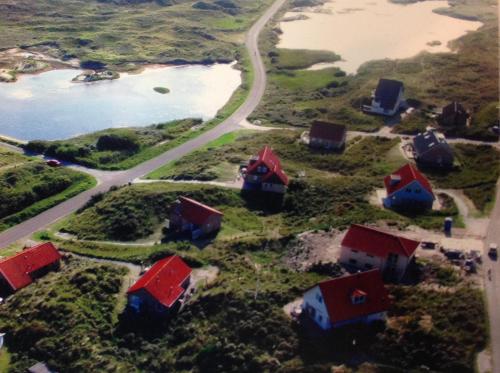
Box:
339, 245, 413, 282
302, 285, 331, 330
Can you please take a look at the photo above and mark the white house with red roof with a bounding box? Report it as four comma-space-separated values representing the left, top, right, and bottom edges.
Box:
127, 255, 192, 316
0, 242, 61, 294
169, 196, 223, 240
383, 163, 435, 211
302, 270, 390, 330
243, 146, 289, 194
339, 224, 420, 282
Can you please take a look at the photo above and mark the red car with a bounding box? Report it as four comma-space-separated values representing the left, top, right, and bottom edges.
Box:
46, 159, 62, 167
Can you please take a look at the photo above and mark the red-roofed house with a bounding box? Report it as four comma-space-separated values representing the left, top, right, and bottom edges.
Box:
169, 197, 223, 240
339, 224, 420, 282
0, 242, 61, 294
302, 270, 390, 330
127, 255, 192, 316
309, 121, 347, 150
383, 163, 435, 211
243, 146, 289, 194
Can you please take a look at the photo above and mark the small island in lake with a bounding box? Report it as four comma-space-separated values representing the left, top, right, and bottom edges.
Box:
154, 86, 170, 94
73, 70, 119, 83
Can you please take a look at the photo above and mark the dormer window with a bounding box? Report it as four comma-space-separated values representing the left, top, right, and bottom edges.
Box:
351, 289, 367, 305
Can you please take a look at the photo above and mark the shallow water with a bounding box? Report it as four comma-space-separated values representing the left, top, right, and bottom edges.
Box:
0, 63, 241, 141
278, 0, 482, 74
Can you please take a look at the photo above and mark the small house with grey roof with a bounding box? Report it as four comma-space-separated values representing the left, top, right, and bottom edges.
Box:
413, 130, 454, 168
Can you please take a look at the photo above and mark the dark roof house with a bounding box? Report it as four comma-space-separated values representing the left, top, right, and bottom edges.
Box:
439, 102, 469, 127
367, 79, 405, 116
413, 130, 454, 168
0, 242, 61, 293
169, 197, 223, 239
309, 121, 347, 150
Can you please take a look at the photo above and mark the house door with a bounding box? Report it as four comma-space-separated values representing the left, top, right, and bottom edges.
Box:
384, 253, 399, 281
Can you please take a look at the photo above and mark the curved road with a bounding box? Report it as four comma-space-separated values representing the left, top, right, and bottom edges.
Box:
0, 0, 287, 249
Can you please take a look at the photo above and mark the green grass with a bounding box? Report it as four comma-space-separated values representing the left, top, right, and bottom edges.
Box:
1, 239, 486, 372
0, 258, 128, 372
422, 144, 500, 212
0, 349, 10, 373
0, 0, 275, 69
271, 48, 340, 70
148, 130, 406, 181
251, 0, 498, 140
0, 154, 96, 232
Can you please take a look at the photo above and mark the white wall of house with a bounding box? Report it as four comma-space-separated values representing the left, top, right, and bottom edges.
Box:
339, 245, 411, 281
370, 89, 404, 116
302, 286, 331, 330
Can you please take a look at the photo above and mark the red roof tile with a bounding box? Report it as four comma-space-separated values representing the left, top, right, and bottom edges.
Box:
0, 242, 61, 291
384, 163, 433, 196
178, 197, 223, 226
319, 270, 390, 324
310, 121, 346, 142
127, 255, 192, 308
247, 146, 289, 185
341, 224, 420, 258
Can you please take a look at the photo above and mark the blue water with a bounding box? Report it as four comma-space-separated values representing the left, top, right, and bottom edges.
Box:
0, 63, 241, 141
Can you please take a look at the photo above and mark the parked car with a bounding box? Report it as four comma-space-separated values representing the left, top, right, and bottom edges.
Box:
488, 243, 498, 259
46, 159, 62, 167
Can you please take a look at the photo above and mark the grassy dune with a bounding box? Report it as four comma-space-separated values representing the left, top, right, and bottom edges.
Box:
0, 0, 273, 69
252, 0, 499, 140
0, 149, 96, 232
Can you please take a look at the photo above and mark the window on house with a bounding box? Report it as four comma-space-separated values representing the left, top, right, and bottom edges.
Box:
351, 294, 367, 305
406, 188, 412, 193
318, 315, 323, 323
316, 294, 323, 303
415, 189, 421, 193
349, 259, 357, 265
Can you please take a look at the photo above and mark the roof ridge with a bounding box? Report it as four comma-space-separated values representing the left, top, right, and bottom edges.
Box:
141, 256, 174, 289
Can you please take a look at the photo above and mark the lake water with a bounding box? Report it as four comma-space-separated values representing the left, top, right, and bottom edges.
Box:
278, 0, 482, 74
0, 63, 241, 141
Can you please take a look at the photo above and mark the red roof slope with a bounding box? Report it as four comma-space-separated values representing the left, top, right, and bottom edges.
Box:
0, 242, 61, 291
127, 255, 192, 308
310, 121, 346, 142
178, 197, 223, 226
341, 224, 420, 258
319, 270, 390, 324
247, 146, 289, 185
384, 163, 433, 196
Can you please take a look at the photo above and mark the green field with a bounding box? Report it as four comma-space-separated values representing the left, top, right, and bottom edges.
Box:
0, 149, 96, 232
0, 0, 274, 69
251, 0, 499, 141
0, 240, 486, 372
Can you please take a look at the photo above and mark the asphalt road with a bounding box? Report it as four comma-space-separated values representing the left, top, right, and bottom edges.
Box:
484, 178, 500, 373
0, 0, 287, 249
